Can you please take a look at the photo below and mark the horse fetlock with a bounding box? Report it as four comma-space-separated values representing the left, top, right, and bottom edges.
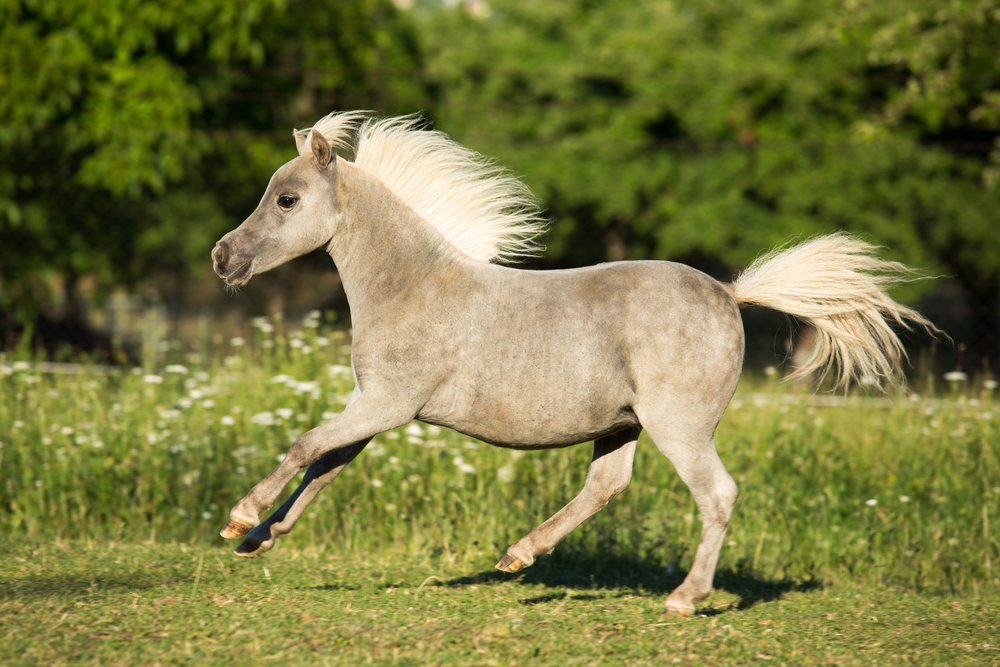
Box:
665, 581, 712, 616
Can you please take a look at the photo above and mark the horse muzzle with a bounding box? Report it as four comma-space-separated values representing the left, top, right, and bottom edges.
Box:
212, 241, 254, 286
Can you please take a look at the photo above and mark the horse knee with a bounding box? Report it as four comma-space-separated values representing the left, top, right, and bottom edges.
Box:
286, 430, 324, 468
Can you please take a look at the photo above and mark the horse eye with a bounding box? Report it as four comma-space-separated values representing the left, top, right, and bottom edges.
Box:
277, 195, 297, 210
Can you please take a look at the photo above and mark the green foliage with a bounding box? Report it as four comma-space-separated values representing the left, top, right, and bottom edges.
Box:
0, 0, 427, 317
420, 0, 1000, 304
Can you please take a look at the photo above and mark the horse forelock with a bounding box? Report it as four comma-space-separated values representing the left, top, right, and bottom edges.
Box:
297, 111, 549, 264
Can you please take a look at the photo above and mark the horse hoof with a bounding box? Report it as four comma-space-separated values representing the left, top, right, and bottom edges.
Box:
663, 607, 692, 619
234, 539, 265, 558
220, 518, 255, 539
495, 554, 525, 573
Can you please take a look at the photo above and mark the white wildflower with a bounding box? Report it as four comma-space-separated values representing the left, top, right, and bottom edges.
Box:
985, 380, 998, 390
301, 346, 312, 355
177, 397, 193, 409
250, 411, 275, 426
944, 371, 967, 382
143, 374, 163, 384
220, 415, 236, 426
165, 364, 188, 374
899, 495, 911, 503
270, 374, 295, 385
13, 420, 24, 429
12, 361, 31, 371
405, 424, 423, 437
329, 364, 353, 377
61, 427, 74, 436
497, 464, 516, 484
321, 411, 337, 420
290, 338, 304, 348
92, 440, 104, 449
202, 399, 215, 409
230, 337, 245, 347
252, 317, 274, 333
316, 337, 330, 347
294, 381, 319, 395
865, 498, 878, 507
372, 479, 384, 488
189, 389, 204, 400
275, 408, 294, 420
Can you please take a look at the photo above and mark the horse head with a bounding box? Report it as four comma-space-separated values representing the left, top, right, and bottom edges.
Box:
212, 130, 341, 287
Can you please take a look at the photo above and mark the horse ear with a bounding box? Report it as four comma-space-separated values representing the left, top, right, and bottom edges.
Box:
294, 129, 307, 156
311, 130, 333, 169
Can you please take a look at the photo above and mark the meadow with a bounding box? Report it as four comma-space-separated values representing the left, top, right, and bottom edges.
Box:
1, 313, 998, 665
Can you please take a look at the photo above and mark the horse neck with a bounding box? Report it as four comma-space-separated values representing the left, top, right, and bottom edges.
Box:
329, 162, 465, 318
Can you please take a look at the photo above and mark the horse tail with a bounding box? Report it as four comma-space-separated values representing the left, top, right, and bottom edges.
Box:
725, 232, 941, 390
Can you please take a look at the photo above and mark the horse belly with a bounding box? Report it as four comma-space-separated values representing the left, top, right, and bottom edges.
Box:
419, 355, 637, 448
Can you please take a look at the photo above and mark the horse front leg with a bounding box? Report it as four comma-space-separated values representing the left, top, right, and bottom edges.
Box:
232, 440, 370, 557
221, 395, 410, 543
496, 427, 640, 572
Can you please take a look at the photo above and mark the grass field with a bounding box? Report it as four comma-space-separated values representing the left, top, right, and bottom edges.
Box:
1, 314, 999, 664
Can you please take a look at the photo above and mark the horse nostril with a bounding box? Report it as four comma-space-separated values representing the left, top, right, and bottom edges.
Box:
213, 242, 229, 274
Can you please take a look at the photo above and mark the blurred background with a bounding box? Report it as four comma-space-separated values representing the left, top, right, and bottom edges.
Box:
1, 0, 998, 382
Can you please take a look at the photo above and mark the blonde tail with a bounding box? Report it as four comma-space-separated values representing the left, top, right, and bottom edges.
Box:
728, 232, 940, 390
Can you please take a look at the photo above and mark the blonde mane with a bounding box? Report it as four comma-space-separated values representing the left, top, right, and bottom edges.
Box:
294, 111, 549, 263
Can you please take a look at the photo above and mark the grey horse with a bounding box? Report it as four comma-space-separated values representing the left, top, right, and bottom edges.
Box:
211, 112, 934, 616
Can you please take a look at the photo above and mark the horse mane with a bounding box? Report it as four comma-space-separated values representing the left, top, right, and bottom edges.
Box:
294, 111, 549, 264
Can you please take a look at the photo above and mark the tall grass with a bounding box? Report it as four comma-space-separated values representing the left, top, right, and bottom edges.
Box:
1, 314, 997, 598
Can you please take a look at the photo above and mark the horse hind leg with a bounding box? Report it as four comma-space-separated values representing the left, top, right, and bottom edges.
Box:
640, 414, 738, 616
496, 427, 640, 573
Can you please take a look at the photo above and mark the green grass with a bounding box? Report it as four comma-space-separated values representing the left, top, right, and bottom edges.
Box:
1, 540, 997, 666
1, 314, 999, 663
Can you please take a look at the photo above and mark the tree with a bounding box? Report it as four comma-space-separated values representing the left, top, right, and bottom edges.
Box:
419, 0, 1000, 371
0, 0, 427, 330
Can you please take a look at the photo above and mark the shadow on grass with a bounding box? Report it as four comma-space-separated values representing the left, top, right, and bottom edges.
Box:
446, 550, 821, 614
1, 573, 164, 599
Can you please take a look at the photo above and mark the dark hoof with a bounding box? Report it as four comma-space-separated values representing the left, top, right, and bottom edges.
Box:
234, 539, 264, 558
